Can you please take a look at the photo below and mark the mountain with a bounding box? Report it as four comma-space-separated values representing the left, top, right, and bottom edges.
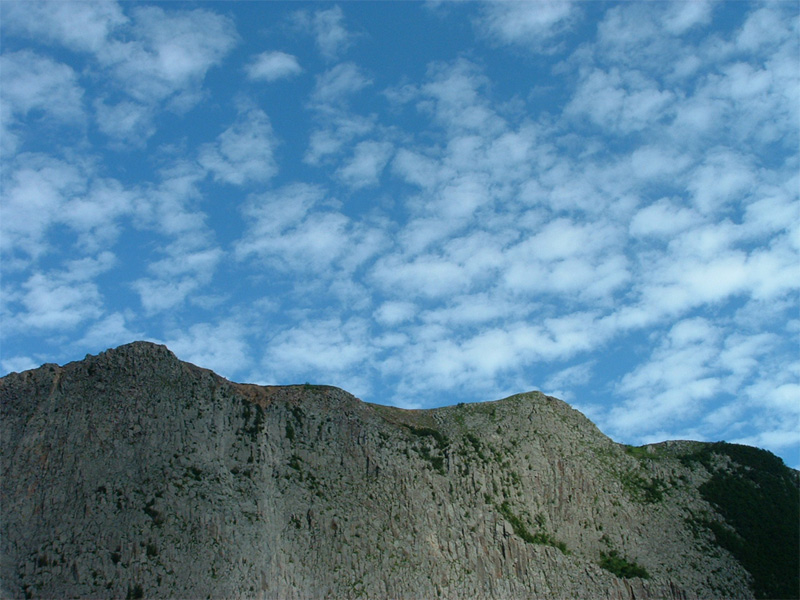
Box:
1, 341, 798, 599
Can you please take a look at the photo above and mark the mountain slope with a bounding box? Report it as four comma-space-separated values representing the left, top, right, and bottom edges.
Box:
1, 342, 797, 599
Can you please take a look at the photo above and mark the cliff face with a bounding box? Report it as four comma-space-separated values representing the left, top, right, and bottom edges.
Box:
1, 342, 798, 600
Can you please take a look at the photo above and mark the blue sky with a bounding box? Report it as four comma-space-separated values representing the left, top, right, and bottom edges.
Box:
2, 1, 798, 467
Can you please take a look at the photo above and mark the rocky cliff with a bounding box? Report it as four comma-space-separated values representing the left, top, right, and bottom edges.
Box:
1, 342, 798, 599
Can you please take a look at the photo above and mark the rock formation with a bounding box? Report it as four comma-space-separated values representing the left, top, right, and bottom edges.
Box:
1, 342, 798, 599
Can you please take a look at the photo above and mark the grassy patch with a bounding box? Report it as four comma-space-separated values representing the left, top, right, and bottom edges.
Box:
498, 502, 569, 554
464, 432, 488, 461
404, 424, 449, 475
406, 424, 449, 449
624, 444, 658, 460
620, 471, 665, 504
599, 550, 650, 579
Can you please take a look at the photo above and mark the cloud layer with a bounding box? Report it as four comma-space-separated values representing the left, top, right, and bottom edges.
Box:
2, 1, 798, 467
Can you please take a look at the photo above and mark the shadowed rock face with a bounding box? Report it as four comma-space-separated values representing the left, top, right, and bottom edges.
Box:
1, 342, 798, 599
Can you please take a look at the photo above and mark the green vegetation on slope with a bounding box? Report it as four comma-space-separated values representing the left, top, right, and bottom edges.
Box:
404, 424, 449, 475
498, 502, 569, 554
599, 550, 650, 579
682, 442, 800, 600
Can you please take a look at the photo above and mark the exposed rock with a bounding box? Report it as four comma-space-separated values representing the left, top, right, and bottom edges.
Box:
1, 341, 797, 599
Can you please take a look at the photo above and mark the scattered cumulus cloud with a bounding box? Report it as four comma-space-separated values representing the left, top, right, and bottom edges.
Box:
311, 62, 371, 108
0, 50, 84, 123
337, 140, 394, 189
104, 6, 237, 106
2, 0, 128, 53
246, 51, 302, 82
479, 1, 579, 51
1, 155, 87, 260
293, 6, 352, 60
2, 1, 798, 468
1, 355, 40, 374
199, 108, 278, 186
93, 99, 155, 147
375, 301, 417, 326
77, 312, 144, 351
165, 321, 251, 379
663, 0, 714, 35
4, 2, 237, 147
8, 253, 115, 332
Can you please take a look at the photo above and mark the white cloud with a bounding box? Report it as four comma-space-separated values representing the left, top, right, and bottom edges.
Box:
663, 0, 714, 35
3, 2, 238, 146
746, 238, 800, 301
627, 212, 800, 325
593, 3, 671, 67
501, 218, 629, 301
133, 245, 222, 314
133, 161, 208, 236
0, 51, 85, 155
717, 333, 776, 386
392, 148, 444, 189
1, 355, 40, 375
104, 6, 237, 106
731, 356, 800, 463
420, 293, 519, 328
199, 108, 278, 185
479, 1, 578, 51
337, 140, 394, 189
260, 317, 374, 394
65, 182, 137, 250
303, 63, 376, 167
735, 5, 795, 52
295, 6, 352, 60
124, 159, 224, 314
93, 99, 155, 147
165, 321, 251, 379
311, 62, 371, 107
687, 149, 755, 214
630, 199, 699, 238
418, 59, 504, 134
543, 361, 595, 400
2, 0, 128, 53
607, 318, 723, 435
10, 254, 115, 332
0, 153, 138, 281
246, 51, 302, 81
305, 114, 376, 165
235, 183, 336, 269
566, 67, 674, 133
1, 154, 87, 260
76, 312, 143, 351
626, 144, 692, 182
378, 312, 603, 403
0, 50, 84, 123
375, 301, 417, 326
435, 174, 490, 221
742, 179, 799, 237
371, 254, 472, 300
236, 183, 386, 276
600, 317, 800, 455
3, 2, 798, 467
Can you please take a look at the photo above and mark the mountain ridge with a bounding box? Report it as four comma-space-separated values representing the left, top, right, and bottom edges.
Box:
2, 341, 798, 599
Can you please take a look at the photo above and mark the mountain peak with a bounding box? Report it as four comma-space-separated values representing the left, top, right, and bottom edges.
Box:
1, 344, 797, 600
95, 340, 178, 363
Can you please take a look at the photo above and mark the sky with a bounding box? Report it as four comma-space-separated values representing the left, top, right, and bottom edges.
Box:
1, 1, 798, 467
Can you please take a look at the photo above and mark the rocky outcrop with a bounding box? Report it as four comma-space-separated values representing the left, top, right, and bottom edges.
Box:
1, 342, 797, 599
